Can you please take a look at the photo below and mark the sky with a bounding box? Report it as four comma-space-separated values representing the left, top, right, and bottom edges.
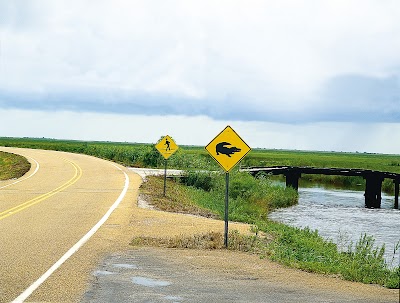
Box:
0, 0, 399, 153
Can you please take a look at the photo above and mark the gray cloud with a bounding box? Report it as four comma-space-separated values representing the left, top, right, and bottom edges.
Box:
1, 72, 399, 123
315, 73, 400, 122
0, 1, 400, 124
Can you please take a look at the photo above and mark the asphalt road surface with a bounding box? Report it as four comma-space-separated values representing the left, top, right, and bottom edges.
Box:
83, 248, 399, 303
0, 147, 398, 303
0, 147, 138, 302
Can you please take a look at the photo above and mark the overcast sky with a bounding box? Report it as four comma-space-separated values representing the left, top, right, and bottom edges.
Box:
0, 0, 399, 153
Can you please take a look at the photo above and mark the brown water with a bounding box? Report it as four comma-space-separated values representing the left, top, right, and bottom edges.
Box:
269, 185, 400, 267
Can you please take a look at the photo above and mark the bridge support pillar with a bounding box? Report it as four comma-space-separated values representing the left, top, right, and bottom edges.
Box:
285, 171, 301, 191
364, 174, 383, 208
394, 180, 399, 209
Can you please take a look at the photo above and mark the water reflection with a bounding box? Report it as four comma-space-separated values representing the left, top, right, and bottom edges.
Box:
269, 186, 400, 267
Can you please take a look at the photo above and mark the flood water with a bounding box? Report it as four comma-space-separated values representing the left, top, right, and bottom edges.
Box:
269, 185, 400, 267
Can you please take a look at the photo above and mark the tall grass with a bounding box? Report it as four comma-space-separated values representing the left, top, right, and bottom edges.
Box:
3, 137, 400, 172
2, 137, 400, 193
0, 137, 219, 170
180, 170, 298, 222
265, 223, 399, 288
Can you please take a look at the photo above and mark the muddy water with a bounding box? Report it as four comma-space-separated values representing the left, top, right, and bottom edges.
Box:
269, 185, 400, 267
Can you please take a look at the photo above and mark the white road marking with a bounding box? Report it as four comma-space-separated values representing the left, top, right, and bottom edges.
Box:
12, 163, 130, 303
0, 156, 40, 189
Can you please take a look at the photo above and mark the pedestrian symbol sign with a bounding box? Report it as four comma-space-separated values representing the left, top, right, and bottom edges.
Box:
155, 135, 179, 159
205, 126, 251, 172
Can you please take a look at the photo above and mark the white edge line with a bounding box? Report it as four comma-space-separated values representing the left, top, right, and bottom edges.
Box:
0, 156, 40, 189
12, 164, 129, 303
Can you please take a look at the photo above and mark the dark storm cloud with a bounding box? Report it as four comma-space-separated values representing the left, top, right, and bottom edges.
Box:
1, 72, 399, 124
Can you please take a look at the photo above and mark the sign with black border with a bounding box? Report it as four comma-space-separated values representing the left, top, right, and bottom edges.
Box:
205, 126, 251, 172
155, 135, 179, 160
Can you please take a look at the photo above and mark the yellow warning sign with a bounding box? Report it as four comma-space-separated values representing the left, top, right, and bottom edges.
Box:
205, 126, 251, 172
155, 135, 179, 159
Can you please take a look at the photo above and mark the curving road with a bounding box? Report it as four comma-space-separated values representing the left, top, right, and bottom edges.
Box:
0, 147, 138, 302
0, 147, 398, 303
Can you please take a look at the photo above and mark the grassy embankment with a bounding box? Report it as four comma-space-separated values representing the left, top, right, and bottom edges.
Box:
138, 172, 399, 289
0, 151, 31, 180
1, 137, 399, 288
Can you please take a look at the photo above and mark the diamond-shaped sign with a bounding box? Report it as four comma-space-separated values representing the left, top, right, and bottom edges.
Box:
155, 135, 179, 159
205, 126, 251, 172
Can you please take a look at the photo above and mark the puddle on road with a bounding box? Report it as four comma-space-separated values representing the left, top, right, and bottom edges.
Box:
132, 276, 171, 287
165, 295, 183, 302
112, 263, 138, 269
93, 270, 116, 276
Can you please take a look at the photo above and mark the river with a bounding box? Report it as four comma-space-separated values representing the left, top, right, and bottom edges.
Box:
268, 184, 400, 268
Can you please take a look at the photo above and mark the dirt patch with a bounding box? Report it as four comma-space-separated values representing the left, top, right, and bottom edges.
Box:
139, 175, 218, 218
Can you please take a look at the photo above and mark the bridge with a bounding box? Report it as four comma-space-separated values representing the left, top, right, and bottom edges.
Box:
243, 166, 400, 209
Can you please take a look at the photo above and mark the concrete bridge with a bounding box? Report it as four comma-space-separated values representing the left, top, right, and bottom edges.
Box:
243, 166, 400, 209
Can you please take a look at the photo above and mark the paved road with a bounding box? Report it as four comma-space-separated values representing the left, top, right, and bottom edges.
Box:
0, 147, 137, 302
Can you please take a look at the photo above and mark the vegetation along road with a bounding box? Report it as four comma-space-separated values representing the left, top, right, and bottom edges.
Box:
0, 146, 398, 302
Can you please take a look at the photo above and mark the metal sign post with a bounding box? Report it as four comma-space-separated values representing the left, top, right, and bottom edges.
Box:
224, 172, 229, 248
163, 159, 168, 197
205, 126, 251, 248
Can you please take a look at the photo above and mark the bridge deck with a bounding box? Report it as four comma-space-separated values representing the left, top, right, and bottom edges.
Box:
243, 166, 400, 209
243, 166, 400, 180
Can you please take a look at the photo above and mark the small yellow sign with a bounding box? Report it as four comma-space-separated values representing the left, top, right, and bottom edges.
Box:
155, 135, 179, 159
205, 126, 251, 172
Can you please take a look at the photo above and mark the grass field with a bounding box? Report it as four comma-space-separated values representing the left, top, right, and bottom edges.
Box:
0, 151, 31, 181
1, 137, 399, 170
1, 137, 399, 192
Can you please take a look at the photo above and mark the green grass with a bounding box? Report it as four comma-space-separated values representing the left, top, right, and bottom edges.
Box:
265, 224, 399, 288
1, 137, 399, 193
179, 170, 298, 222
2, 137, 400, 172
0, 151, 31, 180
138, 173, 399, 289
